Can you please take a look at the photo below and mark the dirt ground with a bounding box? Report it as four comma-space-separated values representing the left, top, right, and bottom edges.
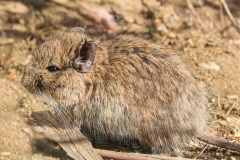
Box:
0, 0, 240, 159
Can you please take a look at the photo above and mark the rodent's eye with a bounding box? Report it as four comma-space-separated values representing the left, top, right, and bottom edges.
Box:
47, 65, 60, 72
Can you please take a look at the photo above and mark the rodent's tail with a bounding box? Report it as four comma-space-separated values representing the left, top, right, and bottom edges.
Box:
197, 134, 240, 152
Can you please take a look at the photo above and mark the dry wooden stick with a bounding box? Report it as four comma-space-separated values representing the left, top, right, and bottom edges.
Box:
31, 111, 196, 160
186, 0, 203, 28
31, 111, 103, 160
95, 149, 194, 160
197, 134, 240, 153
220, 0, 240, 32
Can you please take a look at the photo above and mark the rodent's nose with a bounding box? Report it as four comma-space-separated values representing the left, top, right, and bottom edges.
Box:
39, 75, 43, 80
21, 71, 44, 93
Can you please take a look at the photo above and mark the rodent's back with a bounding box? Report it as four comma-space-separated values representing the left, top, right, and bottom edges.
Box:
81, 34, 207, 153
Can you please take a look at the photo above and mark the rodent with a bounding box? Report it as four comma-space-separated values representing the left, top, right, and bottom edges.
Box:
21, 27, 239, 154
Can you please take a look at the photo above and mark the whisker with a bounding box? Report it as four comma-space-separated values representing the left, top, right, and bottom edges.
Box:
41, 92, 73, 127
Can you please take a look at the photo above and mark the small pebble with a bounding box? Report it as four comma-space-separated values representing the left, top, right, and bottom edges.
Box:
235, 130, 240, 141
226, 95, 238, 99
1, 152, 11, 157
227, 156, 236, 160
198, 62, 220, 71
218, 120, 227, 126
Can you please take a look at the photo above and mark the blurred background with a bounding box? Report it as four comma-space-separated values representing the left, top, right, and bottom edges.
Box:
0, 0, 240, 159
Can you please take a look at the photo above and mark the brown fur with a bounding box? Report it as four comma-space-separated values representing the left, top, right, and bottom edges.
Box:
21, 28, 207, 154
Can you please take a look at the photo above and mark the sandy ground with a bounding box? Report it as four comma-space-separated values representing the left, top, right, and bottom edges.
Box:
0, 0, 240, 159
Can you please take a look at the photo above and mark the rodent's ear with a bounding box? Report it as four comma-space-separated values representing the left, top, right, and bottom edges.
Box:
73, 38, 97, 73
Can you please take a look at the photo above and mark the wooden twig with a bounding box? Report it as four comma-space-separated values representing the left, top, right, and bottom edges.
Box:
220, 3, 225, 28
220, 0, 240, 32
225, 103, 236, 118
186, 0, 203, 28
95, 149, 194, 160
31, 111, 103, 160
194, 145, 208, 159
197, 134, 240, 152
31, 111, 196, 160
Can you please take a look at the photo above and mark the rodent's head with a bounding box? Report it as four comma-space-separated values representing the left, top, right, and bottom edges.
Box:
21, 27, 97, 107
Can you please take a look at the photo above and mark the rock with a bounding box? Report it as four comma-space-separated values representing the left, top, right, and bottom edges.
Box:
226, 95, 238, 99
0, 152, 11, 157
0, 2, 29, 14
198, 61, 220, 70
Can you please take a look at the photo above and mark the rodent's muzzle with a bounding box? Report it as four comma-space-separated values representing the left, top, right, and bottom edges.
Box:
21, 70, 44, 94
